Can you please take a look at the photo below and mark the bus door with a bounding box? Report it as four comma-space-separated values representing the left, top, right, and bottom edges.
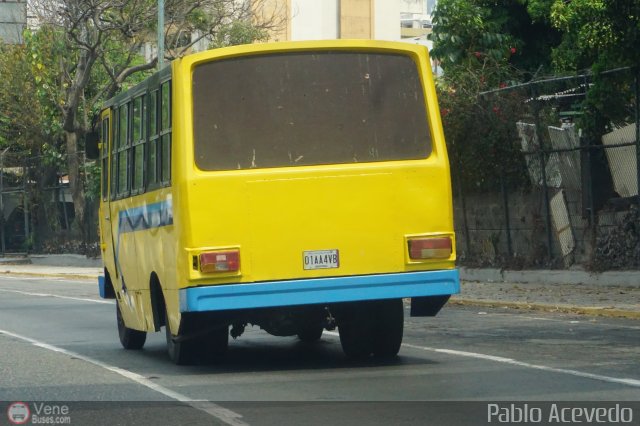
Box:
99, 109, 118, 278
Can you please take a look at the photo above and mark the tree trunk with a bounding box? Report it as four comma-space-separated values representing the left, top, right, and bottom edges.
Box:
65, 129, 85, 240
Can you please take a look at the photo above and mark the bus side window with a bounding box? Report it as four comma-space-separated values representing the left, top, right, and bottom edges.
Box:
160, 81, 171, 184
147, 90, 159, 188
101, 116, 110, 201
132, 95, 145, 193
110, 108, 118, 201
117, 102, 130, 197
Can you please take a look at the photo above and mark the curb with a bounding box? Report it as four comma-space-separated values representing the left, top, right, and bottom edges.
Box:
450, 298, 640, 320
460, 268, 640, 288
0, 271, 99, 281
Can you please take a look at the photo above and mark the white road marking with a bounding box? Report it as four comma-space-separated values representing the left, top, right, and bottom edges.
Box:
0, 288, 113, 304
481, 312, 640, 331
5, 288, 640, 395
0, 328, 248, 426
325, 331, 640, 388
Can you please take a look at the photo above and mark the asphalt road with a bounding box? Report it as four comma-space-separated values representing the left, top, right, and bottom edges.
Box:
1, 276, 639, 425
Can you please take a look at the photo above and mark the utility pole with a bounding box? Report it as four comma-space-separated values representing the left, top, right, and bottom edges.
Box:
158, 0, 164, 69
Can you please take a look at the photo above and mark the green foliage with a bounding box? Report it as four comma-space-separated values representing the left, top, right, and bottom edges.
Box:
430, 0, 516, 71
430, 0, 561, 76
209, 21, 270, 48
429, 0, 541, 192
0, 38, 61, 157
430, 0, 638, 194
550, 0, 640, 71
548, 1, 639, 144
83, 161, 101, 202
436, 64, 530, 192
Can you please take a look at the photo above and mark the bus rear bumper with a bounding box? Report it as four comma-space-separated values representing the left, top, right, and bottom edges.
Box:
179, 269, 459, 313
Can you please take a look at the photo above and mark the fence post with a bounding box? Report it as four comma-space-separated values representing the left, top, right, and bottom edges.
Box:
500, 170, 512, 259
458, 176, 471, 260
0, 149, 5, 256
531, 87, 554, 262
23, 162, 30, 252
635, 67, 640, 210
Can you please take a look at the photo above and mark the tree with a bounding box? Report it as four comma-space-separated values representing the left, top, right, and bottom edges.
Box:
0, 38, 70, 246
550, 0, 640, 71
430, 0, 561, 78
27, 0, 283, 239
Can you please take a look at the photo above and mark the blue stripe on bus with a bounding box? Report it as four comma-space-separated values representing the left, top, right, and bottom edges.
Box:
179, 269, 460, 312
114, 199, 173, 291
118, 200, 173, 234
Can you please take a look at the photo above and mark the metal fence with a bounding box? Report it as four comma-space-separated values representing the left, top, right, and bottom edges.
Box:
451, 67, 640, 270
0, 151, 98, 256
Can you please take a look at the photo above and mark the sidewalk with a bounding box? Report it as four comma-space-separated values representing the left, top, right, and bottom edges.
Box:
452, 268, 640, 319
0, 255, 638, 319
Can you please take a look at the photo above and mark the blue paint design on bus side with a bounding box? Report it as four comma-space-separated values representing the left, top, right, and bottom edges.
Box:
114, 199, 173, 290
179, 269, 460, 312
118, 200, 174, 234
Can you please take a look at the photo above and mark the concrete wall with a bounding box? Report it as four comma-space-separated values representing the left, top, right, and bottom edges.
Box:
453, 186, 640, 270
454, 189, 593, 268
454, 191, 553, 267
0, 1, 27, 44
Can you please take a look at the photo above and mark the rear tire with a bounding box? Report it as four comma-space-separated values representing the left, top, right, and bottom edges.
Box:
165, 311, 197, 365
338, 303, 375, 359
117, 302, 146, 350
372, 299, 404, 358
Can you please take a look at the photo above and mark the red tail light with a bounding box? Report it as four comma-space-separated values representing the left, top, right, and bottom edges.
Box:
409, 237, 452, 260
199, 250, 240, 273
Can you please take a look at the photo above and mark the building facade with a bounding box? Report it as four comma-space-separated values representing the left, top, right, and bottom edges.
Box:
269, 0, 400, 42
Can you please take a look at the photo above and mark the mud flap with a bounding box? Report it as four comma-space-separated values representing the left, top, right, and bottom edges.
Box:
98, 276, 115, 299
410, 295, 450, 317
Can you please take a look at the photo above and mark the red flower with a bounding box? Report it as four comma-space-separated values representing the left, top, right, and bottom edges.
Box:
474, 51, 482, 58
510, 47, 517, 54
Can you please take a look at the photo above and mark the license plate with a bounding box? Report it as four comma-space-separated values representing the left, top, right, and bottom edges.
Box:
303, 249, 339, 270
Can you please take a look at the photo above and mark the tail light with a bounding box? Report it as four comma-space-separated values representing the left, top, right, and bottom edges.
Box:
199, 250, 240, 273
408, 237, 452, 260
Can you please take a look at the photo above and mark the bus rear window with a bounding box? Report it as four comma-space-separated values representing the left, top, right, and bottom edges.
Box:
192, 51, 431, 171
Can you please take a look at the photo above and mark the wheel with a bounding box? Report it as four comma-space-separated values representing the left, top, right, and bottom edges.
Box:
297, 325, 324, 342
165, 311, 198, 365
372, 299, 404, 358
117, 302, 146, 350
338, 303, 375, 359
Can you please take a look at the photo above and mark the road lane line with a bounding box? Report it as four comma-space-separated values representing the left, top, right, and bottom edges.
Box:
0, 288, 113, 304
7, 288, 640, 392
325, 331, 640, 388
408, 345, 640, 388
475, 312, 640, 330
0, 328, 248, 426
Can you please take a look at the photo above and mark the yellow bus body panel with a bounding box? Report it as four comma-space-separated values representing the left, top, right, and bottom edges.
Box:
101, 40, 456, 333
171, 40, 455, 290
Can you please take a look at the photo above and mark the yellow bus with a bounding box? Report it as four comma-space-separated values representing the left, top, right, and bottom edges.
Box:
95, 40, 459, 365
